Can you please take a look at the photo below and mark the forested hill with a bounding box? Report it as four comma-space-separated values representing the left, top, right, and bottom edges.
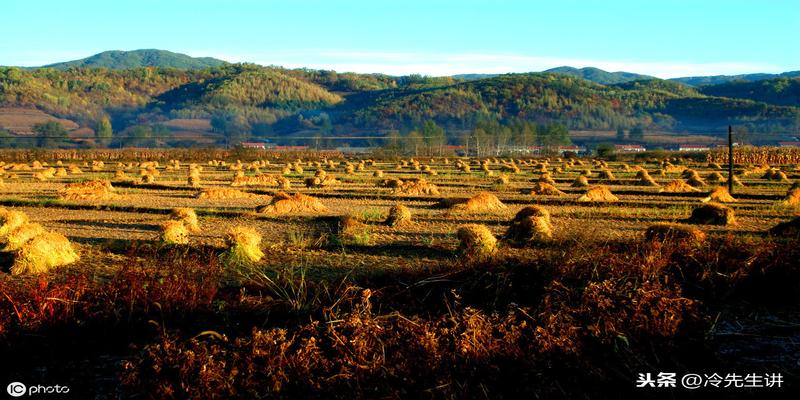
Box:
543, 66, 654, 84
698, 77, 800, 107
41, 50, 228, 70
1, 62, 799, 148
671, 71, 800, 87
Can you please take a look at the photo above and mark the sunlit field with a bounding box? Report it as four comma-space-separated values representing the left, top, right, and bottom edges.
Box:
0, 148, 798, 398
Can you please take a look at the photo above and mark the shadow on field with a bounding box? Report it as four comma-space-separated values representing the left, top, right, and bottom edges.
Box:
344, 242, 454, 259
64, 219, 160, 231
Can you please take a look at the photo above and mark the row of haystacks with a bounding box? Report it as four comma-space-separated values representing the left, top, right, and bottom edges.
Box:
256, 192, 328, 214
379, 178, 440, 196
0, 208, 79, 275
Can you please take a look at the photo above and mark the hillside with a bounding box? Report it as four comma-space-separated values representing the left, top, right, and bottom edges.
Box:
42, 49, 227, 70
671, 70, 800, 87
1, 63, 799, 148
544, 66, 654, 84
699, 77, 800, 107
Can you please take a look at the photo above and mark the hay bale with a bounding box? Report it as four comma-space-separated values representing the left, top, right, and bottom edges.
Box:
781, 188, 800, 206
571, 175, 590, 188
222, 226, 265, 265
392, 178, 440, 196
450, 192, 507, 213
0, 209, 29, 237
645, 223, 706, 244
702, 187, 736, 203
385, 204, 412, 227
3, 223, 46, 251
598, 169, 616, 180
660, 179, 700, 193
686, 203, 736, 225
10, 231, 79, 275
769, 217, 800, 238
197, 188, 255, 200
456, 224, 497, 259
256, 192, 327, 214
160, 220, 190, 244
530, 182, 565, 196
505, 206, 552, 244
635, 170, 660, 187
171, 208, 201, 233
577, 186, 618, 202
686, 175, 707, 188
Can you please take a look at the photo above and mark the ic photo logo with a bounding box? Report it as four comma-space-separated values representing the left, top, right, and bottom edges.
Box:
6, 382, 70, 397
6, 382, 26, 397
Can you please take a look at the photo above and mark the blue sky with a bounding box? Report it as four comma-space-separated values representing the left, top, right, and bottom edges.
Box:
2, 0, 798, 77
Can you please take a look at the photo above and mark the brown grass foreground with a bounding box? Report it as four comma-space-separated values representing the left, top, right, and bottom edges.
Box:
0, 235, 797, 398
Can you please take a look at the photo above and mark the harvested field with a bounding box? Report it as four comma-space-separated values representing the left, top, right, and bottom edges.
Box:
1, 151, 799, 398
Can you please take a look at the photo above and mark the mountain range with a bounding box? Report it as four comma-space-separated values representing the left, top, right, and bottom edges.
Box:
0, 49, 798, 148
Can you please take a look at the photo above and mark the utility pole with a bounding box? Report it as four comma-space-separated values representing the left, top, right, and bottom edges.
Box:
728, 125, 734, 194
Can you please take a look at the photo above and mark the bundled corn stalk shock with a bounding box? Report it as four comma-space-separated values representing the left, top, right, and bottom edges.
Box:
373, 170, 384, 178
9, 231, 79, 275
659, 179, 700, 193
702, 187, 736, 203
598, 169, 616, 180
256, 192, 327, 214
504, 206, 552, 245
530, 182, 565, 196
685, 203, 736, 225
635, 170, 659, 187
0, 208, 30, 237
171, 208, 201, 233
385, 204, 412, 227
196, 188, 256, 200
160, 220, 190, 244
222, 226, 265, 265
231, 174, 279, 187
706, 171, 725, 183
391, 178, 440, 196
781, 188, 800, 206
495, 175, 510, 185
3, 223, 46, 251
577, 186, 618, 202
449, 192, 507, 213
59, 180, 120, 201
571, 175, 590, 188
538, 173, 557, 185
645, 223, 706, 245
456, 224, 497, 260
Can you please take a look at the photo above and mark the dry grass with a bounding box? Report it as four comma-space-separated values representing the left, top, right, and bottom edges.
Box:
9, 231, 79, 275
222, 226, 265, 265
530, 182, 565, 196
645, 223, 706, 245
59, 180, 120, 201
702, 187, 736, 203
196, 188, 256, 200
456, 224, 497, 260
160, 220, 190, 244
686, 203, 736, 225
660, 179, 700, 193
2, 222, 46, 251
505, 206, 553, 245
449, 192, 507, 213
171, 208, 201, 233
385, 204, 412, 227
577, 186, 618, 202
256, 192, 327, 214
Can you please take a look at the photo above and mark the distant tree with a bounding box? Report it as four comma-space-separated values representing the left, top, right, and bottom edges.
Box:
595, 143, 616, 158
538, 123, 571, 147
616, 126, 626, 141
420, 120, 445, 155
211, 111, 251, 147
33, 121, 68, 148
629, 125, 644, 140
95, 116, 113, 147
404, 130, 424, 156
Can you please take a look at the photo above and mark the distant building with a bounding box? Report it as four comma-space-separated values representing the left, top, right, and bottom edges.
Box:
677, 144, 711, 152
614, 144, 646, 153
272, 145, 309, 151
778, 141, 800, 148
240, 142, 270, 149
